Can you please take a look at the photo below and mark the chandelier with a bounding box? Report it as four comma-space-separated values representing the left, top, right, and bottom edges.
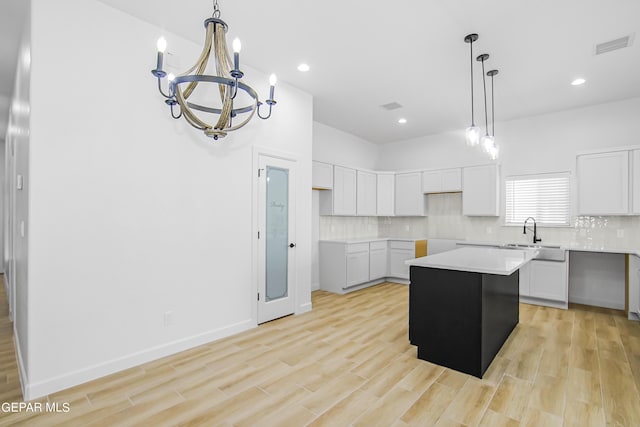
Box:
151, 0, 277, 140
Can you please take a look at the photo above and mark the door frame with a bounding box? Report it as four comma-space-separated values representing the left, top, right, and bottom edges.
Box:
251, 146, 299, 325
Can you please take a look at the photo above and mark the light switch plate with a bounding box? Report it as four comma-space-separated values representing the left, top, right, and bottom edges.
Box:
17, 174, 23, 190
617, 229, 624, 238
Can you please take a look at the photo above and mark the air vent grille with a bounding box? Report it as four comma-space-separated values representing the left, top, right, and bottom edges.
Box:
380, 102, 403, 110
595, 35, 633, 55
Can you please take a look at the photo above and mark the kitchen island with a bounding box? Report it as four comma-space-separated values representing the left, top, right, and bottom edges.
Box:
406, 247, 537, 378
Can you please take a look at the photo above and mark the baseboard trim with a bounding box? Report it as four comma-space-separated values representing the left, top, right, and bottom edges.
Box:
14, 328, 28, 401
298, 302, 312, 314
568, 295, 625, 311
24, 319, 254, 401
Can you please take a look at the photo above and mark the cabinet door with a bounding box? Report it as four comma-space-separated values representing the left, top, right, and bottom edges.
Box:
377, 173, 395, 216
357, 170, 377, 216
369, 247, 388, 280
577, 151, 629, 215
441, 168, 462, 192
421, 170, 441, 194
462, 164, 499, 216
629, 255, 640, 317
333, 166, 357, 215
395, 172, 426, 216
312, 161, 333, 190
519, 262, 531, 297
389, 249, 413, 279
346, 250, 370, 287
633, 150, 640, 214
529, 260, 567, 302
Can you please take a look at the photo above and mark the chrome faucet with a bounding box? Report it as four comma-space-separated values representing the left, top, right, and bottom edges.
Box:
523, 217, 541, 244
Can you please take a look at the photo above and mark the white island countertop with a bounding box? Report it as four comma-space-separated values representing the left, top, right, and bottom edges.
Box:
406, 246, 538, 276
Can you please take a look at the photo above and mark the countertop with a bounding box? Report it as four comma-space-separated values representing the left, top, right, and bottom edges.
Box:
406, 246, 538, 276
458, 240, 640, 258
319, 237, 426, 244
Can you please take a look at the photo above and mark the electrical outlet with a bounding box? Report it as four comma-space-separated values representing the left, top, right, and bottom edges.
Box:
617, 229, 624, 238
486, 226, 493, 234
164, 311, 173, 326
579, 229, 587, 237
405, 225, 410, 231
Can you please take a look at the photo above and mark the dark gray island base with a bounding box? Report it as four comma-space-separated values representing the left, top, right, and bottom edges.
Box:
408, 265, 519, 378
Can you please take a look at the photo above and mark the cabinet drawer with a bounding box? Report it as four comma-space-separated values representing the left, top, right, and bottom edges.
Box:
370, 241, 387, 250
389, 240, 415, 251
347, 243, 370, 253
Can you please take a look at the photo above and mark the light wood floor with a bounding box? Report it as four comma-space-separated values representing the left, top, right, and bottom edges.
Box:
1, 280, 640, 426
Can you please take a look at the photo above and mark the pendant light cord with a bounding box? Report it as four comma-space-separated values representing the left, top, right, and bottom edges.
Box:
470, 41, 475, 126
491, 74, 495, 136
481, 59, 488, 136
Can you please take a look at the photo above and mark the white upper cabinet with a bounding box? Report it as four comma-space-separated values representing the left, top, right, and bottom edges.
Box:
633, 150, 640, 215
376, 173, 395, 216
422, 168, 462, 194
395, 172, 427, 216
577, 151, 629, 215
421, 170, 441, 194
462, 164, 499, 216
333, 166, 357, 215
319, 165, 356, 215
356, 170, 377, 216
312, 161, 333, 190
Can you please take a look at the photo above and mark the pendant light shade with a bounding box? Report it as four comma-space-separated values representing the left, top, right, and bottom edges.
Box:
477, 53, 497, 159
464, 34, 480, 146
485, 69, 499, 160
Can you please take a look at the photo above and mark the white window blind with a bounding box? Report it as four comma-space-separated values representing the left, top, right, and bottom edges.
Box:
505, 172, 571, 226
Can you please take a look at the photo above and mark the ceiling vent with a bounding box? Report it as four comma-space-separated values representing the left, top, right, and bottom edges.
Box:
380, 102, 403, 110
595, 34, 634, 55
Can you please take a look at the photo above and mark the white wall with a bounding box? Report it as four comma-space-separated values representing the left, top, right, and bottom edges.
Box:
5, 2, 31, 396
0, 140, 4, 274
313, 121, 379, 170
375, 97, 640, 246
379, 97, 640, 177
24, 0, 312, 399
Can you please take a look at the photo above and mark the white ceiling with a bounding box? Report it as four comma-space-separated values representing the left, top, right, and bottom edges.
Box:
2, 0, 640, 144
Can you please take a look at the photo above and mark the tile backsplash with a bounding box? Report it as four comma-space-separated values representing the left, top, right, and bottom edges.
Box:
319, 193, 640, 249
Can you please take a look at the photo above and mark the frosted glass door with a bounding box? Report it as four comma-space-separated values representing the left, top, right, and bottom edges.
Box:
266, 166, 289, 301
258, 154, 296, 324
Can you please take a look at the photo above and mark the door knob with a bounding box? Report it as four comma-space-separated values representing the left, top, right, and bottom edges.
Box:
289, 243, 296, 248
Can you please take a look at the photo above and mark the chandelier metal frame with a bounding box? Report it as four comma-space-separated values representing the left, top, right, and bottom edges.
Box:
151, 0, 276, 140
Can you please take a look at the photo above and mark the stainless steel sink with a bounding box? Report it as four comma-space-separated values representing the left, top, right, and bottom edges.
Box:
502, 243, 566, 262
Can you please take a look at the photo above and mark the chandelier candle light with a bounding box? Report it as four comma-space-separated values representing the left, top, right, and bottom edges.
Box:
151, 0, 277, 140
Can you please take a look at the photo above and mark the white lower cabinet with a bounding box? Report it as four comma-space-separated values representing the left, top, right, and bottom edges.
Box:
519, 262, 531, 296
388, 240, 415, 280
629, 255, 640, 321
369, 241, 388, 280
319, 239, 421, 293
346, 243, 370, 287
520, 255, 569, 309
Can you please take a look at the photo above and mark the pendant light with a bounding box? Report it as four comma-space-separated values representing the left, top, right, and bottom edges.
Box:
486, 69, 499, 160
464, 34, 480, 146
477, 53, 494, 156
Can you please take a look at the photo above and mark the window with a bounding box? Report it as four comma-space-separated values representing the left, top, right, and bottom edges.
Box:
505, 172, 571, 226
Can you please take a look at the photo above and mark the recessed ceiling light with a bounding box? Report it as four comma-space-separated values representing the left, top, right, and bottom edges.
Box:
297, 63, 310, 72
398, 118, 407, 124
571, 78, 586, 86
